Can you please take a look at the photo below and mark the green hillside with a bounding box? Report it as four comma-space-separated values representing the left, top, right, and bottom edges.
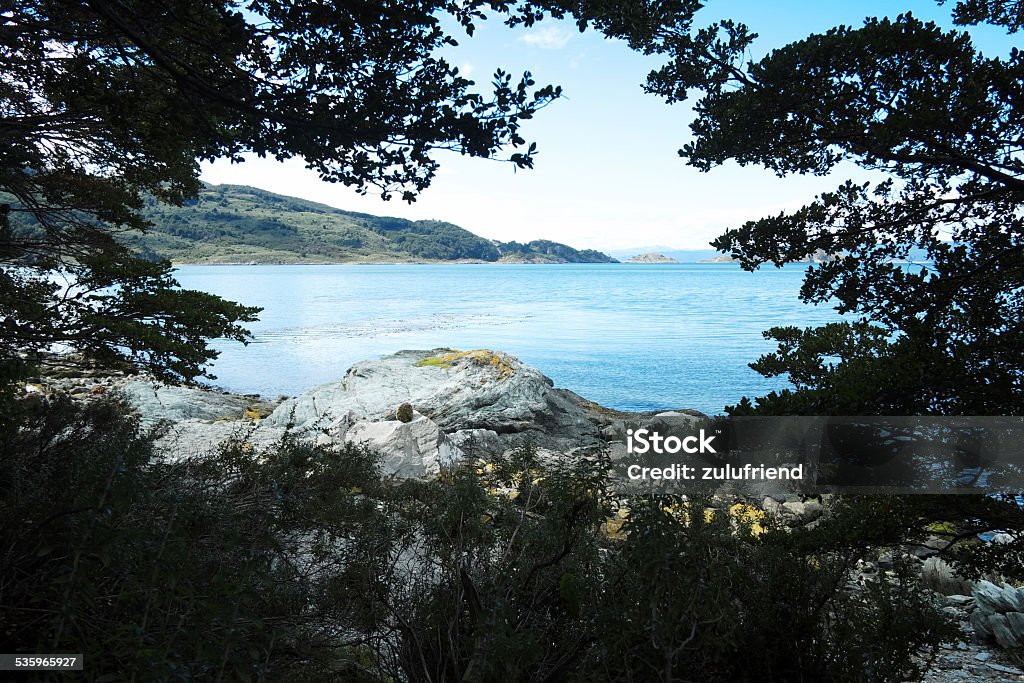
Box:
124, 185, 616, 264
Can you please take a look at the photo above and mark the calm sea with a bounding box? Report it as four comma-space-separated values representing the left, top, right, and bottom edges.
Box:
173, 263, 840, 415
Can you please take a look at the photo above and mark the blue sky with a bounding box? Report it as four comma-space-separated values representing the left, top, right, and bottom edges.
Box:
200, 1, 1018, 252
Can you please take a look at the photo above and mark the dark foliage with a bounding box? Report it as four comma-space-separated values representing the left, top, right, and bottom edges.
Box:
0, 394, 970, 682
0, 0, 562, 382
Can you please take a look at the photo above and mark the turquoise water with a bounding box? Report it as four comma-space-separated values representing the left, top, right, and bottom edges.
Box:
173, 263, 840, 415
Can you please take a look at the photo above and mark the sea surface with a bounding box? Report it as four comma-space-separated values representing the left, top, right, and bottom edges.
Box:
173, 263, 841, 415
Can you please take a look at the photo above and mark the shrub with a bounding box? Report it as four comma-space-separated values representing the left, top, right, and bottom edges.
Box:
0, 393, 391, 680
0, 397, 959, 682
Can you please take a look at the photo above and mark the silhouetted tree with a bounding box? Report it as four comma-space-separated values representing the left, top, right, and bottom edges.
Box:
1, 0, 559, 382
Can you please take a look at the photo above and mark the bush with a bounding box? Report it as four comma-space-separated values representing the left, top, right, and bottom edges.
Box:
0, 397, 960, 681
0, 393, 390, 680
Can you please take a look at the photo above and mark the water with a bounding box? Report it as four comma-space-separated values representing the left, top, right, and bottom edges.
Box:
173, 263, 840, 415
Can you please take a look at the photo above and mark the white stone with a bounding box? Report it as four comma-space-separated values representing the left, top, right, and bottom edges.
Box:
121, 380, 250, 423
266, 349, 602, 450
988, 613, 1021, 649
975, 580, 1017, 614
345, 413, 462, 478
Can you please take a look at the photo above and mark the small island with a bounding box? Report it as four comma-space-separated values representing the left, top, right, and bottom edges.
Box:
624, 252, 679, 263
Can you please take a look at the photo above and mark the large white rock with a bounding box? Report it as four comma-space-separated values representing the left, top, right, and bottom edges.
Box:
117, 349, 644, 476
974, 580, 1024, 614
266, 349, 602, 450
345, 413, 462, 478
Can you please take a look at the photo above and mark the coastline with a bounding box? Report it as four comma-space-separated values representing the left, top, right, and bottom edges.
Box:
167, 258, 625, 266
167, 259, 731, 266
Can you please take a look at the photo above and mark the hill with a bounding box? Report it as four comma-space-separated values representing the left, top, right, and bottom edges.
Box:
125, 185, 617, 264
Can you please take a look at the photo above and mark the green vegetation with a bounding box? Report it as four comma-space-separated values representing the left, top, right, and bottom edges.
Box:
4, 1, 1024, 679
0, 0, 562, 384
3, 394, 988, 682
414, 349, 518, 380
126, 184, 616, 264
495, 239, 618, 264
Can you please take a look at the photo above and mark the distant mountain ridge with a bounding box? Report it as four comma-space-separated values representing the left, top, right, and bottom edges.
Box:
125, 185, 617, 264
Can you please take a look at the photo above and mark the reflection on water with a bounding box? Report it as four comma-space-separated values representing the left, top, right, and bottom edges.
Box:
173, 263, 840, 414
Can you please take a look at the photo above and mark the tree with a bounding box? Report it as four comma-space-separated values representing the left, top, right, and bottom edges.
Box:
504, 0, 1024, 596
688, 6, 1024, 416
522, 0, 1024, 415
1, 0, 560, 383
681, 2, 1024, 416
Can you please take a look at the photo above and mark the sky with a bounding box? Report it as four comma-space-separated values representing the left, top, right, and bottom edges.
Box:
199, 1, 1019, 253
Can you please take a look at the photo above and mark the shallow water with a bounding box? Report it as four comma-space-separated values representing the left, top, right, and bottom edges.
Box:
173, 263, 840, 414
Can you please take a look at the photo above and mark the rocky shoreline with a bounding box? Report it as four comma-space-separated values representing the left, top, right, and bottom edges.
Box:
33, 348, 699, 476
25, 349, 1024, 679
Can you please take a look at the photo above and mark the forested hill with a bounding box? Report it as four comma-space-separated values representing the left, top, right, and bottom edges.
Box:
125, 185, 617, 264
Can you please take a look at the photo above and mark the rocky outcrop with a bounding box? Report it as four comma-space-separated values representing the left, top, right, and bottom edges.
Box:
920, 592, 1024, 682
89, 348, 671, 478
342, 411, 462, 478
37, 348, 697, 479
971, 580, 1024, 649
120, 381, 254, 423
266, 349, 607, 453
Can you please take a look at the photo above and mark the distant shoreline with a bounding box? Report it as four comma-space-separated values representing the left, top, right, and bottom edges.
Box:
169, 260, 630, 266
168, 260, 741, 266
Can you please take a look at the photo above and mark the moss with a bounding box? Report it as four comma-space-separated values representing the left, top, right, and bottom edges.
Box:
413, 356, 451, 368
414, 349, 516, 380
243, 403, 274, 421
926, 520, 957, 534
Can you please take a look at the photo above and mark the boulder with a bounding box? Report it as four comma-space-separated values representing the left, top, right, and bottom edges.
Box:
266, 349, 604, 451
970, 580, 1024, 651
782, 500, 824, 524
345, 413, 462, 478
921, 557, 973, 596
974, 580, 1023, 614
1007, 612, 1024, 639
113, 349, 695, 479
989, 614, 1021, 649
761, 497, 823, 526
971, 610, 994, 640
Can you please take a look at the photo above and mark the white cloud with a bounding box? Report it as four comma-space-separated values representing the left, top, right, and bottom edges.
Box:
458, 62, 474, 78
518, 26, 572, 50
